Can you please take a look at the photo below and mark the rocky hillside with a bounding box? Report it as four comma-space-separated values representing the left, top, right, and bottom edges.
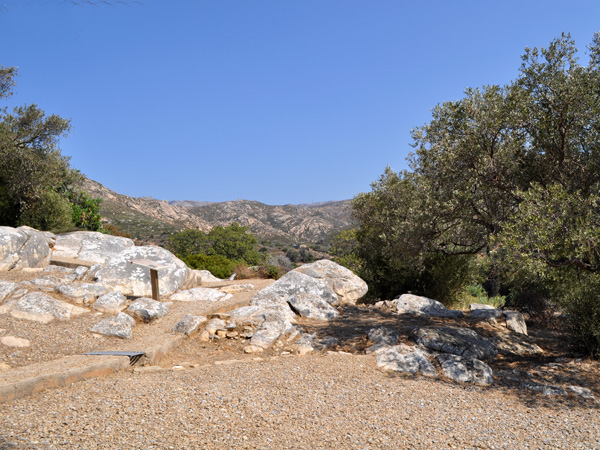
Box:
185, 200, 352, 243
79, 178, 211, 242
80, 178, 353, 244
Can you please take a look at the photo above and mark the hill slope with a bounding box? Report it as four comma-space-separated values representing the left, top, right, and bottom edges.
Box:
80, 178, 353, 244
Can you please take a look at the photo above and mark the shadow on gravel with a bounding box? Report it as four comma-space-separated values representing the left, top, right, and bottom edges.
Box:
298, 305, 600, 411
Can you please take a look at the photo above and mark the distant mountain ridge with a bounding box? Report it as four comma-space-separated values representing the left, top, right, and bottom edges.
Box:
80, 178, 354, 244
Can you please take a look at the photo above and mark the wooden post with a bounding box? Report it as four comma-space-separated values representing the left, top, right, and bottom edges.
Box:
130, 259, 171, 301
150, 269, 160, 301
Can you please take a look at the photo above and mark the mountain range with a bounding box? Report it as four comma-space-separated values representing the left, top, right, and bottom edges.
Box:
80, 178, 354, 245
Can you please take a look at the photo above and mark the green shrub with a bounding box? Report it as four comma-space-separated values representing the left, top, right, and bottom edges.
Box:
554, 271, 600, 356
264, 265, 280, 280
69, 191, 102, 231
183, 254, 240, 279
20, 189, 73, 231
102, 223, 131, 238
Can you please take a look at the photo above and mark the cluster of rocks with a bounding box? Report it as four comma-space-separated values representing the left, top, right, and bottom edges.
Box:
1, 226, 595, 399
363, 294, 541, 385
169, 259, 367, 356
0, 226, 228, 341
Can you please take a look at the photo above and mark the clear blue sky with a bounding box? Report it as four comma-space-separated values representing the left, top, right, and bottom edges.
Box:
2, 1, 599, 204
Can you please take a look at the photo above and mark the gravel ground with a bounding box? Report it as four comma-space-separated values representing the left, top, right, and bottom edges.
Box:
2, 273, 599, 449
0, 274, 271, 369
1, 353, 599, 450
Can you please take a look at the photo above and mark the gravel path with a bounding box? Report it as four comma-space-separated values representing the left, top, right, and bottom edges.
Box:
1, 353, 599, 450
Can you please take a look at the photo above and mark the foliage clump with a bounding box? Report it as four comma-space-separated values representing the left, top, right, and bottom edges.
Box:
167, 223, 275, 278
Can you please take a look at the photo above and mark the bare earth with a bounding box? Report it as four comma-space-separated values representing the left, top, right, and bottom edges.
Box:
1, 273, 599, 449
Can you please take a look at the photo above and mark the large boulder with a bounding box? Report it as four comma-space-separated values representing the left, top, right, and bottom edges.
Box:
93, 291, 129, 314
127, 297, 169, 323
0, 226, 52, 271
294, 260, 368, 304
396, 294, 464, 318
287, 292, 339, 320
412, 326, 497, 362
90, 312, 136, 339
256, 270, 338, 305
436, 354, 493, 385
504, 310, 528, 335
491, 332, 543, 356
173, 314, 207, 335
375, 344, 438, 377
55, 282, 112, 305
367, 327, 400, 347
250, 310, 294, 349
52, 231, 135, 264
8, 292, 88, 324
95, 246, 190, 297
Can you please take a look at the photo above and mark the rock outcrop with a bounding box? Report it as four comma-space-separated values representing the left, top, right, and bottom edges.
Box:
0, 226, 52, 271
396, 294, 464, 318
127, 297, 169, 323
90, 312, 136, 339
53, 231, 135, 265
294, 259, 367, 304
9, 292, 88, 324
95, 246, 189, 297
412, 326, 497, 362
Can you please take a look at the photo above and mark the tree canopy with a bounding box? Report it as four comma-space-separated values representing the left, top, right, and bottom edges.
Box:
0, 67, 101, 231
347, 32, 600, 353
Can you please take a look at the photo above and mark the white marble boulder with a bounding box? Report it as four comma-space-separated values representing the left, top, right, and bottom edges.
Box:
173, 314, 207, 335
504, 310, 528, 335
0, 226, 52, 271
287, 292, 339, 320
256, 270, 339, 305
396, 294, 464, 318
436, 354, 494, 385
366, 327, 400, 352
93, 291, 129, 314
127, 297, 169, 323
56, 282, 112, 305
8, 292, 88, 324
294, 259, 368, 304
90, 312, 136, 339
0, 281, 19, 302
95, 246, 190, 297
375, 344, 438, 377
250, 310, 294, 349
52, 231, 135, 265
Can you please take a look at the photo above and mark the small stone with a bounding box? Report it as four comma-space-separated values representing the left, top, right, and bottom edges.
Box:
204, 318, 227, 334
216, 329, 227, 338
244, 345, 264, 354
207, 312, 230, 320
173, 314, 207, 336
198, 330, 210, 342
127, 298, 169, 323
226, 331, 239, 339
1, 336, 31, 348
567, 386, 595, 399
171, 365, 185, 371
74, 266, 89, 280
294, 343, 314, 356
